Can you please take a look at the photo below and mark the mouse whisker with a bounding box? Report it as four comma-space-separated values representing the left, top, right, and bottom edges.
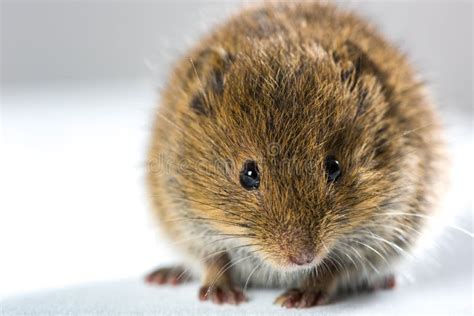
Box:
364, 222, 424, 239
175, 243, 263, 282
333, 240, 379, 274
330, 243, 361, 273
372, 213, 474, 238
325, 249, 351, 279
243, 257, 268, 292
348, 239, 390, 268
206, 254, 255, 297
357, 230, 413, 261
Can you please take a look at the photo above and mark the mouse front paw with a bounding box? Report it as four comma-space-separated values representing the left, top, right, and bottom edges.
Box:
198, 285, 247, 305
274, 288, 329, 308
145, 266, 191, 285
364, 274, 396, 292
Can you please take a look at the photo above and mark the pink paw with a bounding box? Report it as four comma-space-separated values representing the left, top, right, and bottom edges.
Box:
198, 285, 247, 305
145, 266, 191, 285
274, 288, 329, 308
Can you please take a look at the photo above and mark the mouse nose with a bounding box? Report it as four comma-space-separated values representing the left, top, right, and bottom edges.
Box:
288, 252, 315, 266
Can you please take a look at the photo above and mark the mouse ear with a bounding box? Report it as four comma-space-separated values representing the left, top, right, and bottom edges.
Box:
333, 40, 391, 119
187, 46, 235, 116
333, 40, 389, 92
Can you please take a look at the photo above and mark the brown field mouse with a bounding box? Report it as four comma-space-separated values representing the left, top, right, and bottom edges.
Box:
145, 1, 445, 308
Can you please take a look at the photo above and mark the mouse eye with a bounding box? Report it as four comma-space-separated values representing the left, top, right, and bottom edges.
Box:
240, 160, 260, 190
325, 156, 341, 182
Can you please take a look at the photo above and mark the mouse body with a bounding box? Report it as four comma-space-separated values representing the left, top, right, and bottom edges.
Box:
146, 2, 445, 308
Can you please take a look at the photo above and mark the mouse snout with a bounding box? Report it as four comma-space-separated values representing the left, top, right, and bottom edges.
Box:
288, 251, 315, 266
273, 229, 317, 267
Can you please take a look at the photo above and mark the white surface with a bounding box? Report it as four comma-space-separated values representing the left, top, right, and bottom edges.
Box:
0, 80, 179, 298
1, 1, 472, 314
0, 80, 472, 315
0, 274, 472, 316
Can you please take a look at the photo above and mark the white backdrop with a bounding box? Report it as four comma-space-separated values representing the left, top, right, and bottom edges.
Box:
0, 0, 472, 307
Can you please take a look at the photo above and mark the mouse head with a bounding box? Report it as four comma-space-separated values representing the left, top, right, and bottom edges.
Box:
167, 38, 412, 271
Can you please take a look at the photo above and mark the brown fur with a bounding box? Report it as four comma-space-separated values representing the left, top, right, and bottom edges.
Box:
146, 1, 445, 308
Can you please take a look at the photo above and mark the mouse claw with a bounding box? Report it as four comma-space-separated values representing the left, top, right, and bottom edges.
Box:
199, 285, 247, 305
274, 288, 328, 308
145, 266, 191, 285
370, 274, 396, 291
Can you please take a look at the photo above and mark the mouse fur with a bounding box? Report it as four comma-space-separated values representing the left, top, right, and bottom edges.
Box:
146, 1, 445, 308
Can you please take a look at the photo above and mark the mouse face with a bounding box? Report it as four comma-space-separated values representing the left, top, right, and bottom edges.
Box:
172, 41, 409, 272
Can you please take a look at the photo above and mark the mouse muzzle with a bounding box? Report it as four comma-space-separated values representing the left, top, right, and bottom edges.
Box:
288, 251, 315, 266
264, 226, 322, 270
